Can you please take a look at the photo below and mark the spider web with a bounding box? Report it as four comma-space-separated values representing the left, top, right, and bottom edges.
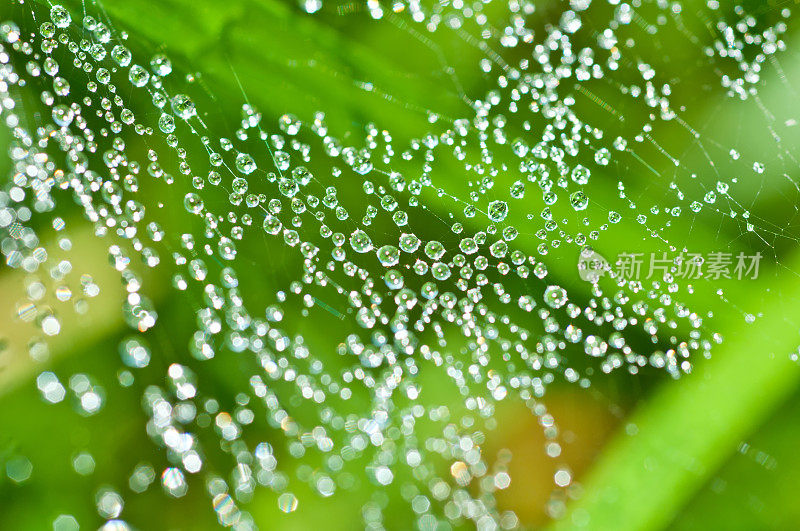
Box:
0, 0, 799, 529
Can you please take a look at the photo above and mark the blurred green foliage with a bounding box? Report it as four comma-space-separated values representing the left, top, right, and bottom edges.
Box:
1, 0, 800, 529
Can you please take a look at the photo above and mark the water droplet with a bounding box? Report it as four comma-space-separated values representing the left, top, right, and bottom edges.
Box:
52, 104, 74, 127
399, 233, 420, 253
569, 191, 588, 211
424, 240, 446, 260
171, 94, 196, 120
594, 148, 611, 165
50, 5, 71, 28
158, 113, 176, 134
235, 153, 256, 175
183, 193, 204, 214
111, 45, 132, 67
349, 229, 373, 253
377, 245, 400, 267
488, 200, 509, 222
218, 237, 237, 260
510, 180, 526, 198
544, 285, 568, 308
128, 65, 150, 87
150, 54, 172, 76
459, 237, 478, 254
571, 164, 591, 185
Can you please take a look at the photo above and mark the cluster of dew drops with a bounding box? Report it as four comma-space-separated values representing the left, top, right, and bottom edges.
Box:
0, 0, 791, 529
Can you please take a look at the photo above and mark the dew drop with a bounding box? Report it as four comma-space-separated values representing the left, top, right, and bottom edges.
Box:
544, 285, 568, 309
349, 230, 373, 253
569, 191, 589, 211
150, 54, 172, 76
218, 237, 237, 260
235, 153, 257, 175
171, 94, 196, 120
50, 5, 71, 28
128, 65, 150, 87
52, 104, 74, 127
487, 200, 509, 222
377, 245, 400, 267
111, 45, 132, 67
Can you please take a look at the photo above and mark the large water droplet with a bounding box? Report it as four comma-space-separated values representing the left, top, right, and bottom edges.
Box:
569, 191, 588, 211
544, 285, 568, 308
349, 230, 373, 253
150, 54, 172, 76
52, 104, 74, 127
183, 193, 204, 214
128, 65, 150, 87
171, 94, 196, 120
218, 237, 237, 260
377, 245, 400, 267
488, 200, 508, 222
235, 153, 256, 175
50, 5, 71, 28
